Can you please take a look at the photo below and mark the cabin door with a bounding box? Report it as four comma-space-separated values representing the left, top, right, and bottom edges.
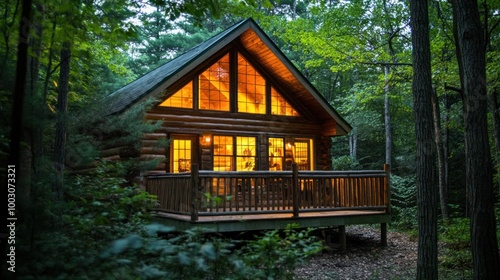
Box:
170, 135, 198, 173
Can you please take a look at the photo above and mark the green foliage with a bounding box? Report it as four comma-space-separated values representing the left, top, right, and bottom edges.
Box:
390, 174, 418, 230
332, 155, 362, 170
203, 192, 233, 208
16, 161, 157, 278
16, 158, 321, 279
100, 224, 322, 280
239, 224, 323, 280
65, 161, 157, 235
438, 218, 473, 277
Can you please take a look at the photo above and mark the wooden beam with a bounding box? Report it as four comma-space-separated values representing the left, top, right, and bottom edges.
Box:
190, 163, 199, 222
292, 163, 299, 218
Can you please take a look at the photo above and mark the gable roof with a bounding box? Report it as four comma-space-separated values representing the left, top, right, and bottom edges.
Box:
107, 18, 351, 135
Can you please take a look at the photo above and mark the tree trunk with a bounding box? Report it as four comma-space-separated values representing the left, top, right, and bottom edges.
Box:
53, 41, 71, 200
409, 0, 439, 279
4, 0, 32, 258
27, 3, 44, 184
349, 127, 357, 160
490, 89, 500, 191
431, 89, 449, 222
384, 66, 392, 167
443, 93, 450, 204
452, 0, 500, 278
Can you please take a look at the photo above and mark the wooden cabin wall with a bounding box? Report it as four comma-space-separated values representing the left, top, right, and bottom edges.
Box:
144, 109, 326, 136
316, 136, 333, 170
141, 107, 337, 174
201, 147, 212, 170
259, 133, 268, 170
140, 132, 168, 174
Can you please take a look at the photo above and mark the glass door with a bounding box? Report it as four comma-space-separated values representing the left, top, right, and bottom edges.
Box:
171, 136, 197, 173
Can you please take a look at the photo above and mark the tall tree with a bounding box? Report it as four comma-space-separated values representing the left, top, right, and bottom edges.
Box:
409, 0, 438, 279
452, 0, 500, 278
53, 40, 71, 200
431, 89, 449, 221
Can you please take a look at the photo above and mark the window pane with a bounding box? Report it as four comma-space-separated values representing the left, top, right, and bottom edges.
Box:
237, 54, 266, 114
271, 87, 299, 116
173, 139, 192, 172
213, 135, 233, 171
269, 138, 284, 171
159, 82, 193, 108
236, 136, 256, 171
199, 54, 230, 111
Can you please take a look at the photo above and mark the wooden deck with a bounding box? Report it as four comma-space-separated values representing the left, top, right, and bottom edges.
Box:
145, 164, 391, 246
152, 209, 390, 232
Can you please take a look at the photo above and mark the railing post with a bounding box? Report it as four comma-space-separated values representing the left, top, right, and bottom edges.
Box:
190, 163, 199, 222
384, 164, 391, 214
382, 164, 391, 247
292, 163, 299, 218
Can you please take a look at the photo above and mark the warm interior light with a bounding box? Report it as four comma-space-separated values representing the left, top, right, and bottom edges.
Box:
201, 132, 211, 146
286, 143, 292, 149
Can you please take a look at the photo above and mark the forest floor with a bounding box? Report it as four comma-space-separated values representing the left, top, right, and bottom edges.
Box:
294, 225, 418, 280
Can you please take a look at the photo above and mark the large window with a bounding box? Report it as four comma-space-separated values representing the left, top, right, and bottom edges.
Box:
213, 135, 256, 171
237, 54, 266, 114
199, 54, 230, 111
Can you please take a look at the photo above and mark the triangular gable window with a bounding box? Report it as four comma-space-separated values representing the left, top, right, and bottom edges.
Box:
271, 87, 299, 116
158, 51, 300, 117
159, 81, 193, 108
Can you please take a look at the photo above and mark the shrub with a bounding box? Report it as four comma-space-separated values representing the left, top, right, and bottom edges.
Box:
15, 161, 157, 278
99, 224, 323, 280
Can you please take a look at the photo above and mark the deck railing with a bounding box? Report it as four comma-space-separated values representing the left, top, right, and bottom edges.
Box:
145, 164, 390, 221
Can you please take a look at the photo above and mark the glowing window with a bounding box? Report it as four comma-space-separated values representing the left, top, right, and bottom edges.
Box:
213, 135, 233, 171
268, 138, 284, 171
236, 136, 256, 171
199, 54, 230, 111
294, 140, 311, 170
237, 54, 266, 114
271, 87, 299, 116
159, 82, 193, 108
172, 139, 192, 172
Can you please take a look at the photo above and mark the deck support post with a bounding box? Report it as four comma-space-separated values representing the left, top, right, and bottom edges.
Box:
381, 222, 387, 247
292, 163, 299, 218
190, 164, 199, 222
339, 225, 347, 251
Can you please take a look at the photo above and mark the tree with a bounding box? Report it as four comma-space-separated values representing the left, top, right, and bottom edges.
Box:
409, 0, 438, 279
452, 0, 500, 278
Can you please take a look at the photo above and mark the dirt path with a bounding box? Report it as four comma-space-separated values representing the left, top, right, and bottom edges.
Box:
294, 225, 417, 280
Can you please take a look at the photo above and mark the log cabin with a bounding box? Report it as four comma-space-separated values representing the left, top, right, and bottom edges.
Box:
106, 18, 391, 248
